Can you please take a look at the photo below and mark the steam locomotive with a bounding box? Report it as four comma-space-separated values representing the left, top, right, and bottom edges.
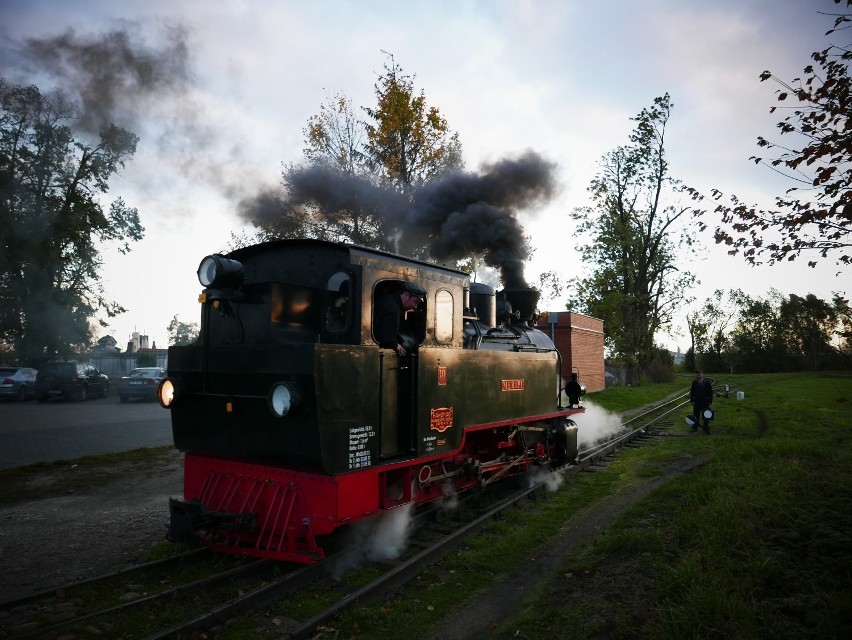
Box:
159, 239, 582, 564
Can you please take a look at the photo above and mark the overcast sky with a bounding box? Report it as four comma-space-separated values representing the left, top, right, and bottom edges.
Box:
1, 0, 848, 352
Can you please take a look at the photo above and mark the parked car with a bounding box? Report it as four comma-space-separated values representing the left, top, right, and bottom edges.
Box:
35, 362, 110, 402
117, 367, 166, 403
98, 371, 111, 395
0, 367, 39, 402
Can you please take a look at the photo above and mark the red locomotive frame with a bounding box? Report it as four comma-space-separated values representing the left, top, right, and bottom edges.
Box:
179, 408, 581, 563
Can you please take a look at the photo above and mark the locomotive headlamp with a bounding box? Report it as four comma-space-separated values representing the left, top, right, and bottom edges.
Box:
268, 382, 301, 418
157, 377, 184, 408
198, 254, 244, 289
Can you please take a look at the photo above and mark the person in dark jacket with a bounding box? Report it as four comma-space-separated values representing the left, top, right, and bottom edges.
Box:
373, 281, 425, 356
564, 372, 584, 407
689, 370, 713, 434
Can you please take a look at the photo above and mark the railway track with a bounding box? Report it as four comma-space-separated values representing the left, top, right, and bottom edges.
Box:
0, 388, 721, 640
271, 386, 726, 639
0, 548, 285, 639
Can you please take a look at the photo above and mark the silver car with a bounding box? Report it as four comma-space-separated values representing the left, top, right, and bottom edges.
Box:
0, 367, 38, 402
117, 367, 167, 403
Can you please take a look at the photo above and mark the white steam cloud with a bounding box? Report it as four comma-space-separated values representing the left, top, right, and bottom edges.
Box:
572, 400, 625, 447
527, 466, 564, 492
332, 502, 414, 577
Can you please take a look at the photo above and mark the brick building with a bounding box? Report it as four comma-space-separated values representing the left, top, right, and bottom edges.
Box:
538, 311, 605, 392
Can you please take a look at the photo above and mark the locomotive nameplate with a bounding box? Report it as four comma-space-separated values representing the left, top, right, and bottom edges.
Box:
501, 379, 525, 391
437, 366, 447, 386
430, 407, 454, 433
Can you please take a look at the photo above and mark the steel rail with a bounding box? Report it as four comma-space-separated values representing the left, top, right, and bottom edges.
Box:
7, 557, 274, 640
0, 548, 209, 611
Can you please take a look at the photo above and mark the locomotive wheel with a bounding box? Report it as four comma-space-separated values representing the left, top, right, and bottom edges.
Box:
417, 464, 432, 489
551, 431, 569, 468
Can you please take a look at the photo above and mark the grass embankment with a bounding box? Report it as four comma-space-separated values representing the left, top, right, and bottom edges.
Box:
277, 372, 851, 640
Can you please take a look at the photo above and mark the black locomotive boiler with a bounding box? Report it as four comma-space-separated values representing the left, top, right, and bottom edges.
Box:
160, 239, 582, 563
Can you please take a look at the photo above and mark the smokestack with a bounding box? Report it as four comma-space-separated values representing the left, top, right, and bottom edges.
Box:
498, 288, 541, 325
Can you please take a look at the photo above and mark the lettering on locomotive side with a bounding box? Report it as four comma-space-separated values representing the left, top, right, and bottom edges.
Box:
430, 407, 454, 433
437, 366, 447, 386
347, 425, 376, 470
423, 434, 437, 454
501, 379, 525, 391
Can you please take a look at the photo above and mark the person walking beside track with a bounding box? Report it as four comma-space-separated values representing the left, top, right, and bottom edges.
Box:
689, 370, 713, 434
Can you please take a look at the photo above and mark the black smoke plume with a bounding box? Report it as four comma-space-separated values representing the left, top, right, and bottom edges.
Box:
241, 152, 557, 288
9, 25, 558, 286
16, 26, 191, 137
279, 164, 409, 222
5, 25, 255, 201
406, 152, 557, 288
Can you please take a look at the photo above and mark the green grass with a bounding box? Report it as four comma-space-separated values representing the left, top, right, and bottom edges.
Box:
271, 371, 852, 640
584, 375, 691, 413
497, 371, 852, 639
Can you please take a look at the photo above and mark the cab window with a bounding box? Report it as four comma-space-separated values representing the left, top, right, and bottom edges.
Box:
207, 282, 318, 345
435, 289, 454, 342
373, 280, 427, 349
324, 271, 352, 333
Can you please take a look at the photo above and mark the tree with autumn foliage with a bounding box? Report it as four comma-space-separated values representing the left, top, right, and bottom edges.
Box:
303, 91, 368, 176
284, 92, 390, 247
689, 0, 852, 267
363, 54, 463, 192
252, 55, 463, 251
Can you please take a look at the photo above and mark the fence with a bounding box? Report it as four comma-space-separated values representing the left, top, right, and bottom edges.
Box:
89, 351, 169, 380
605, 365, 626, 387
0, 350, 169, 380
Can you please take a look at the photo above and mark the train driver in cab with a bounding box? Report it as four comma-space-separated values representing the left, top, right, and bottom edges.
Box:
374, 281, 426, 356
